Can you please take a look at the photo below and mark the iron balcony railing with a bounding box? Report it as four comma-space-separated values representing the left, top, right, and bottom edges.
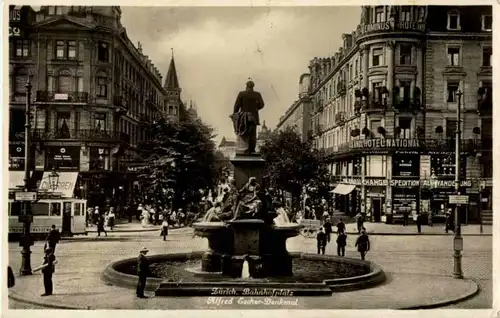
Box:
32, 129, 130, 143
36, 91, 89, 103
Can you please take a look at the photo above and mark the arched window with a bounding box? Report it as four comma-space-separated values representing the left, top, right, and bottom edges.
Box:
96, 71, 108, 97
57, 70, 72, 93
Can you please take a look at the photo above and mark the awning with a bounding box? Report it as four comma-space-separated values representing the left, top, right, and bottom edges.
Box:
9, 171, 26, 190
38, 172, 78, 198
331, 184, 356, 195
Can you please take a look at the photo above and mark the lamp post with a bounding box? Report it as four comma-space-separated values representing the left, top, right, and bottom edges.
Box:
453, 90, 464, 279
20, 80, 33, 276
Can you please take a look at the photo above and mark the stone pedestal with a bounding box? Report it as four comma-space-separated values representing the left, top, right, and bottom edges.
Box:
230, 154, 266, 189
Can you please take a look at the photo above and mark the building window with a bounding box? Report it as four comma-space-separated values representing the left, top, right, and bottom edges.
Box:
55, 6, 63, 15
482, 46, 492, 67
447, 47, 460, 66
370, 119, 382, 138
95, 113, 106, 131
375, 6, 385, 23
97, 75, 107, 97
446, 119, 458, 139
55, 40, 77, 60
400, 7, 411, 21
90, 147, 110, 171
14, 71, 29, 95
355, 59, 358, 76
372, 48, 382, 66
97, 42, 109, 62
48, 6, 55, 15
58, 72, 72, 93
56, 112, 71, 138
399, 117, 412, 139
14, 40, 30, 58
372, 82, 382, 102
447, 12, 460, 30
482, 15, 492, 31
400, 80, 411, 101
399, 44, 412, 65
446, 81, 459, 103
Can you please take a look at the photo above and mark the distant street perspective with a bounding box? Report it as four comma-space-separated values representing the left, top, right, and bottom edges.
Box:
7, 4, 492, 311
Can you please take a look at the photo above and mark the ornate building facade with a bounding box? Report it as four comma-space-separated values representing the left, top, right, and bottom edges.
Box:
278, 5, 492, 224
8, 6, 185, 208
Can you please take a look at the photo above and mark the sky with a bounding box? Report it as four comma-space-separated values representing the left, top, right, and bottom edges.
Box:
121, 6, 361, 144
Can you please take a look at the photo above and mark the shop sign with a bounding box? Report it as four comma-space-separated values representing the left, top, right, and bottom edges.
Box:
10, 8, 21, 21
348, 139, 420, 151
342, 178, 472, 188
356, 21, 426, 37
47, 146, 80, 170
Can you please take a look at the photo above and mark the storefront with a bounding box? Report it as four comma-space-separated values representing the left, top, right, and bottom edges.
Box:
45, 146, 80, 171
331, 183, 357, 216
365, 186, 386, 223
9, 144, 25, 171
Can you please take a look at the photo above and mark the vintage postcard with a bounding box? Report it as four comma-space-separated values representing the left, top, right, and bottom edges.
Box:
3, 2, 496, 318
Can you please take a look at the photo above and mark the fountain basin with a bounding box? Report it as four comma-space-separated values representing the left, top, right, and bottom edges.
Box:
101, 252, 386, 296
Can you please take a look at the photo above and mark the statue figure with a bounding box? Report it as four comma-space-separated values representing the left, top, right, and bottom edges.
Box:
230, 79, 265, 155
231, 177, 263, 221
360, 6, 369, 24
202, 178, 238, 222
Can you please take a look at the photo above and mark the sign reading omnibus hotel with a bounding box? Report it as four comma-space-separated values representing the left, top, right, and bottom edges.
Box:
356, 21, 426, 37
342, 178, 472, 188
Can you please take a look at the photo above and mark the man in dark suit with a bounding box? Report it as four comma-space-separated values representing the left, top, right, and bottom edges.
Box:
46, 225, 60, 252
231, 80, 265, 154
136, 247, 150, 298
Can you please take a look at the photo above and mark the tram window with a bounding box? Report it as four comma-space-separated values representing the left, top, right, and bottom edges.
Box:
10, 202, 22, 216
63, 202, 71, 215
74, 203, 81, 216
50, 203, 61, 216
32, 203, 50, 216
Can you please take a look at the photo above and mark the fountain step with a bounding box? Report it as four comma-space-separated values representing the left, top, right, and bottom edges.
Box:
155, 281, 333, 297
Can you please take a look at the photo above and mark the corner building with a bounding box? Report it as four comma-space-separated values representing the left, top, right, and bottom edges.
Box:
8, 6, 184, 208
307, 5, 492, 224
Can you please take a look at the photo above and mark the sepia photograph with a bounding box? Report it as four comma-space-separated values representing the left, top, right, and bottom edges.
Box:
4, 3, 494, 313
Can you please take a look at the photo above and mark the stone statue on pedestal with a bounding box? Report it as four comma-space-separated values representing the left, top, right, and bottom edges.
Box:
230, 79, 265, 155
231, 177, 263, 220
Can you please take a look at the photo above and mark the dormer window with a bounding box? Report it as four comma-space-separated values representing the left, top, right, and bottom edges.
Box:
447, 11, 461, 30
375, 6, 385, 23
482, 15, 492, 31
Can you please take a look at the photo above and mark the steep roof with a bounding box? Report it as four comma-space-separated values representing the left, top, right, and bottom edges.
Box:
218, 136, 236, 148
164, 55, 180, 90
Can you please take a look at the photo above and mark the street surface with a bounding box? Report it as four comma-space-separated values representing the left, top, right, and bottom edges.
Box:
7, 225, 492, 309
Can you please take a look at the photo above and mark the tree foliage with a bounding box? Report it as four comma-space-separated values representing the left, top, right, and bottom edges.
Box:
136, 112, 217, 208
260, 126, 331, 202
213, 150, 232, 184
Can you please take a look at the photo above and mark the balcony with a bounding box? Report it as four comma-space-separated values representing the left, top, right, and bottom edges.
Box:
113, 95, 125, 108
362, 99, 386, 113
36, 91, 89, 103
394, 98, 421, 113
33, 129, 130, 143
314, 124, 324, 136
337, 81, 346, 95
335, 112, 346, 125
355, 21, 426, 41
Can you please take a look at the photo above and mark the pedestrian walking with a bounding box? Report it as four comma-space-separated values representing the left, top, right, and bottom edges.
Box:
356, 213, 364, 233
33, 247, 58, 296
445, 210, 454, 233
355, 230, 370, 260
93, 206, 100, 225
7, 266, 15, 288
161, 219, 169, 241
336, 218, 346, 235
136, 247, 150, 298
323, 218, 333, 243
427, 211, 433, 227
416, 213, 422, 233
402, 211, 409, 226
97, 215, 107, 237
316, 227, 327, 255
137, 203, 143, 221
45, 225, 60, 253
336, 232, 347, 257
108, 208, 116, 230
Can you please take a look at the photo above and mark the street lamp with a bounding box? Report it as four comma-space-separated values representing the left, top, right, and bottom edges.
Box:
453, 90, 464, 279
20, 80, 33, 276
48, 168, 59, 191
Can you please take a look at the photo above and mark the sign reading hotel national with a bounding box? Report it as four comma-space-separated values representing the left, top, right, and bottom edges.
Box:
346, 139, 421, 150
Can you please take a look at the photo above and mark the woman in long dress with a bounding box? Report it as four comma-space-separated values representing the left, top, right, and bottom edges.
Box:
141, 207, 150, 227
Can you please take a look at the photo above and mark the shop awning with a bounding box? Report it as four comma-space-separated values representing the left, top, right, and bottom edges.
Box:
331, 184, 356, 195
38, 172, 78, 198
9, 171, 26, 190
